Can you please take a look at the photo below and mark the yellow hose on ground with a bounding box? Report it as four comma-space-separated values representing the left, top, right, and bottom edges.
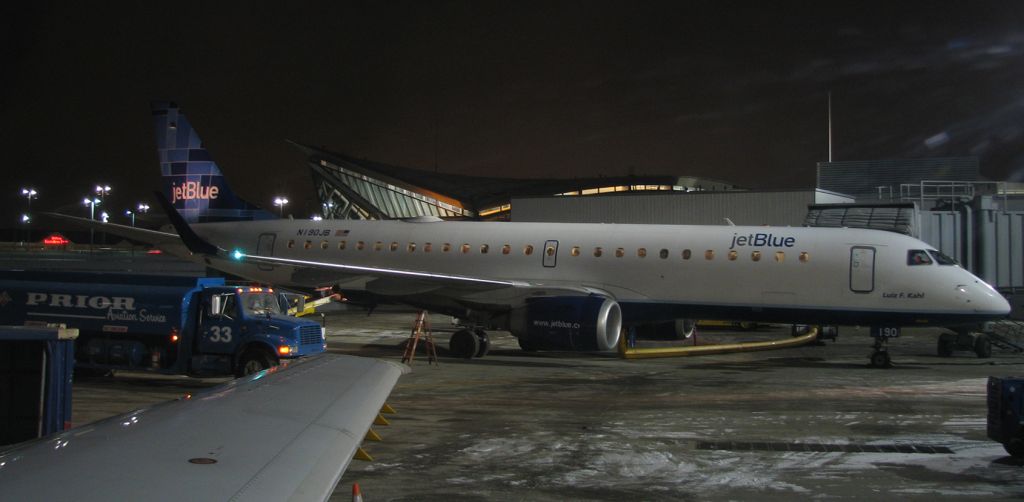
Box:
619, 326, 819, 359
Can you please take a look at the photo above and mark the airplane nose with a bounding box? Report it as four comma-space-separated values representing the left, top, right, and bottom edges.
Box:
962, 279, 1011, 316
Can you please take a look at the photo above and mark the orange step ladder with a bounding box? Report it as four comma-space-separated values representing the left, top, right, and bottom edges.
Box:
401, 310, 438, 365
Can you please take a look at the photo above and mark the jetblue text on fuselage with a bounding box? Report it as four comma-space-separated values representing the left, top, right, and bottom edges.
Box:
171, 181, 219, 204
729, 232, 796, 250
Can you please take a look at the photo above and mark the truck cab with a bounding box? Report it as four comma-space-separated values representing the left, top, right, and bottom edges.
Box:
197, 286, 326, 376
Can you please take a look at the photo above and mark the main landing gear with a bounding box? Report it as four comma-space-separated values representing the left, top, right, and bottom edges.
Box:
449, 328, 491, 359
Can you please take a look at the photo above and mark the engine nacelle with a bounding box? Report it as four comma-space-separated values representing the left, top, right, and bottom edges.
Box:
509, 296, 622, 351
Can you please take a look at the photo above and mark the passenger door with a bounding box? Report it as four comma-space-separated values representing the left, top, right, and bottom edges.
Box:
850, 246, 876, 293
256, 233, 275, 271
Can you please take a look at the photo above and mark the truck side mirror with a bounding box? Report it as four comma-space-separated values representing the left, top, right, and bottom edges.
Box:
211, 294, 223, 316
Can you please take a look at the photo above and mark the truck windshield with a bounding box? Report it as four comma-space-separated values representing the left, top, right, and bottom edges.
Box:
240, 292, 284, 316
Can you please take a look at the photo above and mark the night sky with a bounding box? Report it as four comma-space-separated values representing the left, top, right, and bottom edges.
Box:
3, 1, 1024, 225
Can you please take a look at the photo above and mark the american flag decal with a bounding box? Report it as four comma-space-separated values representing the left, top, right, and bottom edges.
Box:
335, 229, 350, 236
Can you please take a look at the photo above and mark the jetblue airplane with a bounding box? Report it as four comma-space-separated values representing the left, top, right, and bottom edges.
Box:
50, 103, 1012, 362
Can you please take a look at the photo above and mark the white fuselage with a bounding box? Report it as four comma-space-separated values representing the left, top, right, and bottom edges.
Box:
192, 219, 1010, 326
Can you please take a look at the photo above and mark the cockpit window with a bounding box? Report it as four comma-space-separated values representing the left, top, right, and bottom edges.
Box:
927, 249, 958, 266
907, 250, 933, 266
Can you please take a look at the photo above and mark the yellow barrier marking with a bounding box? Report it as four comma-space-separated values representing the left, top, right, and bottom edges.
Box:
354, 447, 374, 462
381, 403, 397, 414
365, 429, 383, 442
373, 413, 391, 426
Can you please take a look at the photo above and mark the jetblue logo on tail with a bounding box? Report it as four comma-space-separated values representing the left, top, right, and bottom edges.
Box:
171, 181, 220, 204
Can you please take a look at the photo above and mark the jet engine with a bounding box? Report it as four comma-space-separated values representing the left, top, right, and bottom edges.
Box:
509, 296, 622, 351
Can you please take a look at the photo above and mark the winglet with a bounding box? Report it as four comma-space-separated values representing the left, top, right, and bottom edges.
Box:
153, 190, 220, 256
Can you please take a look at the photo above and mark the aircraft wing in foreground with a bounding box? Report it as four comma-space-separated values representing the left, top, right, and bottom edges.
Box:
0, 355, 408, 501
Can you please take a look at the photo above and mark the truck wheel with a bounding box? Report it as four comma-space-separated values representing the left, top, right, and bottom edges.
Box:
937, 334, 954, 357
974, 335, 992, 359
236, 349, 273, 377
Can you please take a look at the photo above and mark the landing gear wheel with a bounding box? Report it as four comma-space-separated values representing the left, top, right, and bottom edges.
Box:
974, 335, 992, 359
236, 349, 273, 377
937, 334, 954, 357
675, 319, 696, 339
449, 329, 479, 359
473, 329, 490, 358
870, 350, 892, 368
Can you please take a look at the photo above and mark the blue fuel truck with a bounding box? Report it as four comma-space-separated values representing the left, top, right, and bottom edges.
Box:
0, 271, 326, 377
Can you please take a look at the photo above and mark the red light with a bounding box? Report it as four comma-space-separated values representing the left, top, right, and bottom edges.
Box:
42, 234, 69, 246
146, 249, 163, 255
170, 327, 179, 343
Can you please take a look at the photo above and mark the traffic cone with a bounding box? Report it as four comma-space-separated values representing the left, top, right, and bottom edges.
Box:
352, 482, 363, 502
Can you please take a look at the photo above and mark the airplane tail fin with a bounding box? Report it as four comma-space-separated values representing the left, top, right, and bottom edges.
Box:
152, 101, 276, 223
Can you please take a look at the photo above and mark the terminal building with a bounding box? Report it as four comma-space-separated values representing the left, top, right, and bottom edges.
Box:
293, 143, 1024, 299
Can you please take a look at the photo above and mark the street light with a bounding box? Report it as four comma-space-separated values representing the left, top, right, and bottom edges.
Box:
137, 203, 150, 213
125, 209, 135, 227
273, 196, 289, 218
20, 188, 37, 241
100, 211, 109, 223
84, 197, 100, 246
311, 215, 323, 221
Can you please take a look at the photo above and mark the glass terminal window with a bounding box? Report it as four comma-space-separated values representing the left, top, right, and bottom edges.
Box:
907, 250, 933, 266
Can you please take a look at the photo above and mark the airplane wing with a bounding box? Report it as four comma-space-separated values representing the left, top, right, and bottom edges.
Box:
0, 354, 408, 502
236, 251, 618, 301
40, 212, 183, 249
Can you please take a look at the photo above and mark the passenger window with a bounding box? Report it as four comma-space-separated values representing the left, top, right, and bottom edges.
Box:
594, 247, 603, 257
321, 241, 328, 250
705, 250, 714, 260
461, 243, 470, 254
356, 241, 365, 250
775, 251, 785, 262
659, 249, 669, 259
480, 244, 489, 254
907, 250, 933, 266
424, 242, 432, 252
390, 242, 399, 252
926, 250, 956, 265
799, 251, 809, 263
682, 249, 691, 260
502, 244, 511, 255
443, 243, 451, 252
751, 251, 761, 262
637, 248, 647, 258
304, 240, 312, 250
408, 243, 416, 252
524, 245, 534, 255
373, 241, 383, 251
287, 239, 295, 249
615, 248, 625, 258
728, 250, 737, 261
338, 240, 346, 250
571, 246, 580, 257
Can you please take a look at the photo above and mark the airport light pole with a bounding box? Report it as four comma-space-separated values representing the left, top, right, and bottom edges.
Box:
137, 203, 150, 214
125, 209, 135, 227
84, 197, 100, 247
273, 196, 289, 218
95, 185, 110, 244
20, 188, 37, 242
